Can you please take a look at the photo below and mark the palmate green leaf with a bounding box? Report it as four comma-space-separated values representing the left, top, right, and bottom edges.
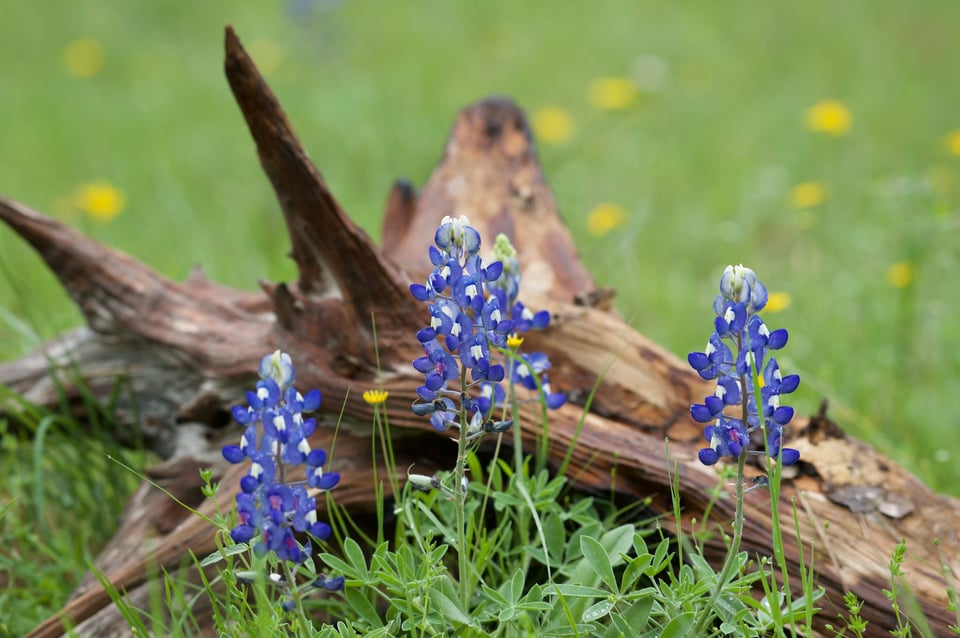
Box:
343, 537, 371, 580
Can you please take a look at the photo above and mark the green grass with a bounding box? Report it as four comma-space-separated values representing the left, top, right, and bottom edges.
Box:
1, 0, 959, 506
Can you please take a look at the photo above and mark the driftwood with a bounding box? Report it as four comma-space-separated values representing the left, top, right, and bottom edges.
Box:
2, 26, 958, 637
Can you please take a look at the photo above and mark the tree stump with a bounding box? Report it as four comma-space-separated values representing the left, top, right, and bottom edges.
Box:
2, 26, 958, 637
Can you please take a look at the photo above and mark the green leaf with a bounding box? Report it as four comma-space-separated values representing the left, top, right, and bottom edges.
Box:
580, 535, 617, 592
622, 594, 655, 628
543, 512, 566, 562
198, 542, 248, 567
582, 598, 615, 623
343, 537, 370, 580
427, 584, 474, 626
546, 584, 609, 597
344, 588, 384, 628
508, 567, 525, 602
622, 553, 652, 590
660, 611, 695, 638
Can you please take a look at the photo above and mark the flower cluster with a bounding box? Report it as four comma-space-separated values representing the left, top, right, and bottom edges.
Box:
222, 351, 341, 573
687, 265, 800, 466
410, 217, 564, 437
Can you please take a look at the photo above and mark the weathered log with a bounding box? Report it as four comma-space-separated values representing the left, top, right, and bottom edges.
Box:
2, 26, 958, 637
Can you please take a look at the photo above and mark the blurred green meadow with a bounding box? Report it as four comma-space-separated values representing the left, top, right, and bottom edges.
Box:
2, 0, 959, 505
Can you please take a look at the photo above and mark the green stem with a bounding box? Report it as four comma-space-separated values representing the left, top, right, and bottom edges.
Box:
455, 366, 470, 610
694, 450, 748, 634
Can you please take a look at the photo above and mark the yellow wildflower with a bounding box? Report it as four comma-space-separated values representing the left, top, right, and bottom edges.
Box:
886, 262, 913, 289
944, 130, 960, 157
789, 182, 827, 209
506, 333, 524, 348
804, 100, 852, 136
75, 181, 125, 221
363, 389, 389, 405
586, 203, 627, 237
532, 106, 574, 145
588, 77, 638, 110
64, 38, 105, 78
764, 292, 792, 313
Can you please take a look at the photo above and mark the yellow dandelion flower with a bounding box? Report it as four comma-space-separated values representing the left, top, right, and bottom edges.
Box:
944, 130, 960, 157
64, 38, 105, 78
532, 106, 574, 145
886, 261, 913, 289
75, 181, 125, 221
804, 100, 852, 136
789, 182, 827, 209
588, 77, 638, 110
764, 292, 792, 313
363, 389, 389, 405
248, 39, 284, 75
506, 333, 524, 348
586, 202, 627, 237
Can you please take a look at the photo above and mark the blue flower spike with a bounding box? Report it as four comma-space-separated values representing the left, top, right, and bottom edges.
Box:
689, 265, 800, 466
222, 351, 340, 566
410, 217, 565, 439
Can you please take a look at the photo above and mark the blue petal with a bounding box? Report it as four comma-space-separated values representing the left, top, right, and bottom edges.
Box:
309, 522, 332, 541
222, 445, 245, 464
688, 352, 710, 370
772, 406, 795, 425
546, 392, 566, 409
232, 405, 253, 425
781, 448, 801, 465
463, 225, 481, 255
704, 395, 724, 415
485, 260, 504, 281
428, 245, 444, 266
698, 448, 720, 465
412, 402, 438, 416
690, 404, 714, 423
307, 449, 327, 466
314, 575, 345, 591
302, 389, 321, 411
230, 524, 256, 543
317, 472, 340, 490
780, 374, 800, 393
768, 328, 788, 349
531, 310, 550, 329
412, 356, 434, 373
410, 283, 432, 301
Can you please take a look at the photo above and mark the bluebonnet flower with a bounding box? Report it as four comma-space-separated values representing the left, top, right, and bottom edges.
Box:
222, 351, 341, 566
410, 217, 565, 439
688, 265, 800, 466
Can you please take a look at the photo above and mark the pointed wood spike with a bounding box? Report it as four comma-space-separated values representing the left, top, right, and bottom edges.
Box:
223, 26, 416, 332
387, 96, 597, 305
